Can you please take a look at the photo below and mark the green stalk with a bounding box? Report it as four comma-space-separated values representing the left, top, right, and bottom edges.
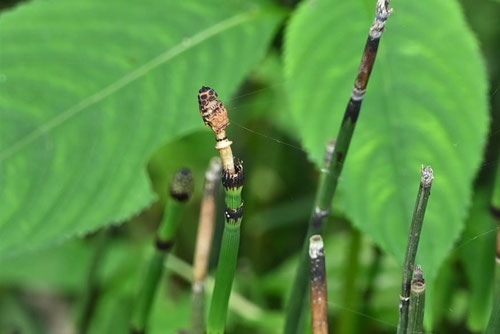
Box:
285, 140, 335, 334
284, 2, 393, 333
197, 86, 245, 334
130, 169, 194, 333
407, 266, 426, 334
207, 162, 244, 334
397, 166, 434, 334
192, 157, 222, 334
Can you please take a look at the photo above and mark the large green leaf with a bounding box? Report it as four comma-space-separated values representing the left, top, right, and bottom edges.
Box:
284, 0, 489, 280
0, 0, 284, 258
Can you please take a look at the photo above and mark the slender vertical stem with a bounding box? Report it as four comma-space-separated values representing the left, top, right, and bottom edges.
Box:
397, 166, 434, 334
407, 266, 426, 334
284, 1, 393, 333
310, 235, 329, 334
285, 140, 335, 334
207, 163, 243, 334
192, 157, 222, 334
198, 87, 245, 334
130, 169, 194, 333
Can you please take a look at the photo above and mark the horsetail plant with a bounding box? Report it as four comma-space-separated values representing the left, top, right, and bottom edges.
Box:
198, 86, 245, 334
286, 139, 335, 333
130, 169, 194, 333
285, 1, 393, 332
309, 235, 329, 334
192, 157, 222, 334
407, 266, 426, 334
397, 166, 434, 334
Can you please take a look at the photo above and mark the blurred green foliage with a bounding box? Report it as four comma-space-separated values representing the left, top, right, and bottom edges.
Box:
0, 0, 499, 333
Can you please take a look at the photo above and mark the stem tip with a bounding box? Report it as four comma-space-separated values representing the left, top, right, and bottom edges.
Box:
370, 0, 393, 39
420, 165, 434, 188
411, 266, 426, 292
170, 168, 194, 202
309, 235, 324, 259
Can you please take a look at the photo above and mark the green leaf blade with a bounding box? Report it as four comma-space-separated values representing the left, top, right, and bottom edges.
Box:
0, 0, 284, 258
285, 0, 489, 281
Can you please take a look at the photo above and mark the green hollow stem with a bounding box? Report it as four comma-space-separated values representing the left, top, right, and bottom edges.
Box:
207, 222, 241, 334
284, 2, 393, 333
131, 169, 193, 333
397, 166, 434, 334
407, 266, 426, 334
207, 163, 244, 334
131, 250, 168, 333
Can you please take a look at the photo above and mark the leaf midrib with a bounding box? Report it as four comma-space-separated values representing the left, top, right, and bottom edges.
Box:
0, 9, 259, 162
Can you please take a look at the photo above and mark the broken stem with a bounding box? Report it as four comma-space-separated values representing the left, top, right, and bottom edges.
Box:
397, 166, 434, 334
407, 266, 426, 334
310, 235, 329, 334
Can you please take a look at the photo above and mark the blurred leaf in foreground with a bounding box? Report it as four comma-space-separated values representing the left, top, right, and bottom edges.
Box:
0, 0, 285, 258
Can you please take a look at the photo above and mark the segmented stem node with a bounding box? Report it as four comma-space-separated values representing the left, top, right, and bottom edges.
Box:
222, 159, 244, 190
323, 139, 336, 168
